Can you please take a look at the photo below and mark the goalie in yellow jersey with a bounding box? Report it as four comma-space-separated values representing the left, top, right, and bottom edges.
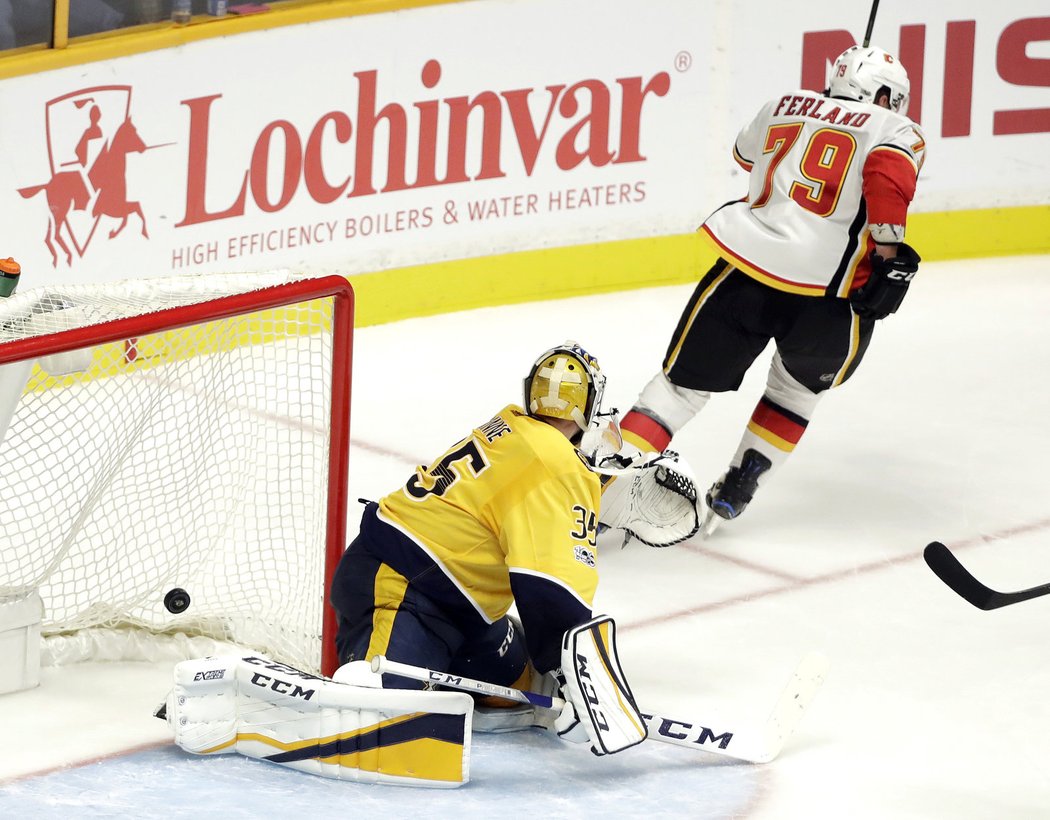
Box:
158, 343, 698, 782
330, 341, 652, 745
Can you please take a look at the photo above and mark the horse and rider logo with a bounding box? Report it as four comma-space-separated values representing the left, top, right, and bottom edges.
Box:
18, 85, 171, 267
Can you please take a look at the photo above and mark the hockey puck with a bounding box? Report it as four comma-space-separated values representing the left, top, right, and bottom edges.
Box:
164, 588, 191, 614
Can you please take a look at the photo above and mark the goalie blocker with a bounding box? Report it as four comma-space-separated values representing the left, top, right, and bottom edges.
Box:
554, 615, 647, 755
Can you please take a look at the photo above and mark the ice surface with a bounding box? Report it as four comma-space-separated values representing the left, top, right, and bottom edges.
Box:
3, 255, 1050, 819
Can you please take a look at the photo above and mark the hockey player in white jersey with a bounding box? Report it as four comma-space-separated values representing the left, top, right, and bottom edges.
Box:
619, 45, 927, 533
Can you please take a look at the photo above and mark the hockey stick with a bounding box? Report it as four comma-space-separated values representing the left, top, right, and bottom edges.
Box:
923, 541, 1050, 610
862, 0, 880, 47
372, 652, 828, 763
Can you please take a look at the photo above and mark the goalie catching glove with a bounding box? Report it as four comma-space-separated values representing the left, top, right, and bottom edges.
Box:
534, 615, 647, 755
850, 243, 921, 320
593, 449, 700, 547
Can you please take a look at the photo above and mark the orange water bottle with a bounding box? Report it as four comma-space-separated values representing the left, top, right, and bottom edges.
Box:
0, 258, 20, 298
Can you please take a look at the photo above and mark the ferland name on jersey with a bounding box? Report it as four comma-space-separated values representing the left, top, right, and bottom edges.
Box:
773, 94, 877, 127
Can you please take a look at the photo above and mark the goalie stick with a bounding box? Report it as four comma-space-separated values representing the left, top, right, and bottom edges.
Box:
372, 651, 828, 764
923, 541, 1050, 611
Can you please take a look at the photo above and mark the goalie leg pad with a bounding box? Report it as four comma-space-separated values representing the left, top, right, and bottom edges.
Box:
561, 616, 647, 755
164, 655, 474, 788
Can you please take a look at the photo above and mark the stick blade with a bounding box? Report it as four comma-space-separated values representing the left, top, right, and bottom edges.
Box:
923, 541, 998, 610
750, 651, 830, 763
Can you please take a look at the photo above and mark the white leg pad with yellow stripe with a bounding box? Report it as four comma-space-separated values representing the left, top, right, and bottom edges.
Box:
162, 655, 473, 788
561, 616, 647, 755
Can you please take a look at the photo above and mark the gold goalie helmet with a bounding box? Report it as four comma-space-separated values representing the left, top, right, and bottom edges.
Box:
524, 341, 606, 433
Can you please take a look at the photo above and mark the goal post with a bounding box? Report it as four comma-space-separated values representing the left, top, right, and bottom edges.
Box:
0, 271, 353, 677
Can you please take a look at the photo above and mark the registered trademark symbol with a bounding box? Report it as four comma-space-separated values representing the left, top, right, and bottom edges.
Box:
674, 51, 692, 72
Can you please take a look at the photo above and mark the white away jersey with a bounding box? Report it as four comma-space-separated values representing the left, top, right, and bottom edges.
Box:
701, 90, 927, 297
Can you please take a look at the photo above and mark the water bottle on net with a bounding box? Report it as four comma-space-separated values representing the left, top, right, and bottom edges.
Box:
0, 258, 20, 298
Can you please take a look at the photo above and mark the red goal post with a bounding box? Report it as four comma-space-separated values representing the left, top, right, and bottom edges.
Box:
0, 272, 353, 677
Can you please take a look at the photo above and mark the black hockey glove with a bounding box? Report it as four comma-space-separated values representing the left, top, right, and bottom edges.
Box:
850, 243, 921, 321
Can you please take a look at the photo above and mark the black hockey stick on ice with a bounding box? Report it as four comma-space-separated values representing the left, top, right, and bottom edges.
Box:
923, 541, 1050, 610
373, 652, 828, 763
862, 0, 880, 47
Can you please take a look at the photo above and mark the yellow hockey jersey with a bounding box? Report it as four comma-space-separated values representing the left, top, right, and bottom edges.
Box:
375, 404, 601, 670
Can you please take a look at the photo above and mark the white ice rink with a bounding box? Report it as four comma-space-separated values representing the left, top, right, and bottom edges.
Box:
3, 253, 1050, 818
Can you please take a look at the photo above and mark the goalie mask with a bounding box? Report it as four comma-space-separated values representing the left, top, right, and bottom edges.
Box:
828, 45, 910, 116
524, 341, 606, 433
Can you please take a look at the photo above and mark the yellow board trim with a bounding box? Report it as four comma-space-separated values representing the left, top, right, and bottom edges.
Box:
0, 0, 467, 80
348, 204, 1048, 328
11, 206, 1045, 384
907, 205, 1050, 260
349, 233, 705, 328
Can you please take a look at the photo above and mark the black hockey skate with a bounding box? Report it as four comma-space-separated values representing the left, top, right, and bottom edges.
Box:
703, 448, 773, 533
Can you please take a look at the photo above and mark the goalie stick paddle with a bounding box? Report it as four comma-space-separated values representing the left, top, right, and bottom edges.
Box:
924, 541, 1050, 611
372, 652, 828, 764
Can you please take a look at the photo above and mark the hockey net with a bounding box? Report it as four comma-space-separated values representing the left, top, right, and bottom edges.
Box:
0, 271, 353, 676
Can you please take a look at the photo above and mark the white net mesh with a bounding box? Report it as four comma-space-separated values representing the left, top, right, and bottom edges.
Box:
0, 271, 349, 674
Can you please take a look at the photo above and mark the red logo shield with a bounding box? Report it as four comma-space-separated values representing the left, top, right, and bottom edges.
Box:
18, 85, 163, 267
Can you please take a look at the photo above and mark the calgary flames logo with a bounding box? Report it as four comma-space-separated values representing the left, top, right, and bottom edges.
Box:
18, 85, 170, 267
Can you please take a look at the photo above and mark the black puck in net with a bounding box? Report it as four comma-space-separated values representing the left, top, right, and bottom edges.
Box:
164, 587, 191, 614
